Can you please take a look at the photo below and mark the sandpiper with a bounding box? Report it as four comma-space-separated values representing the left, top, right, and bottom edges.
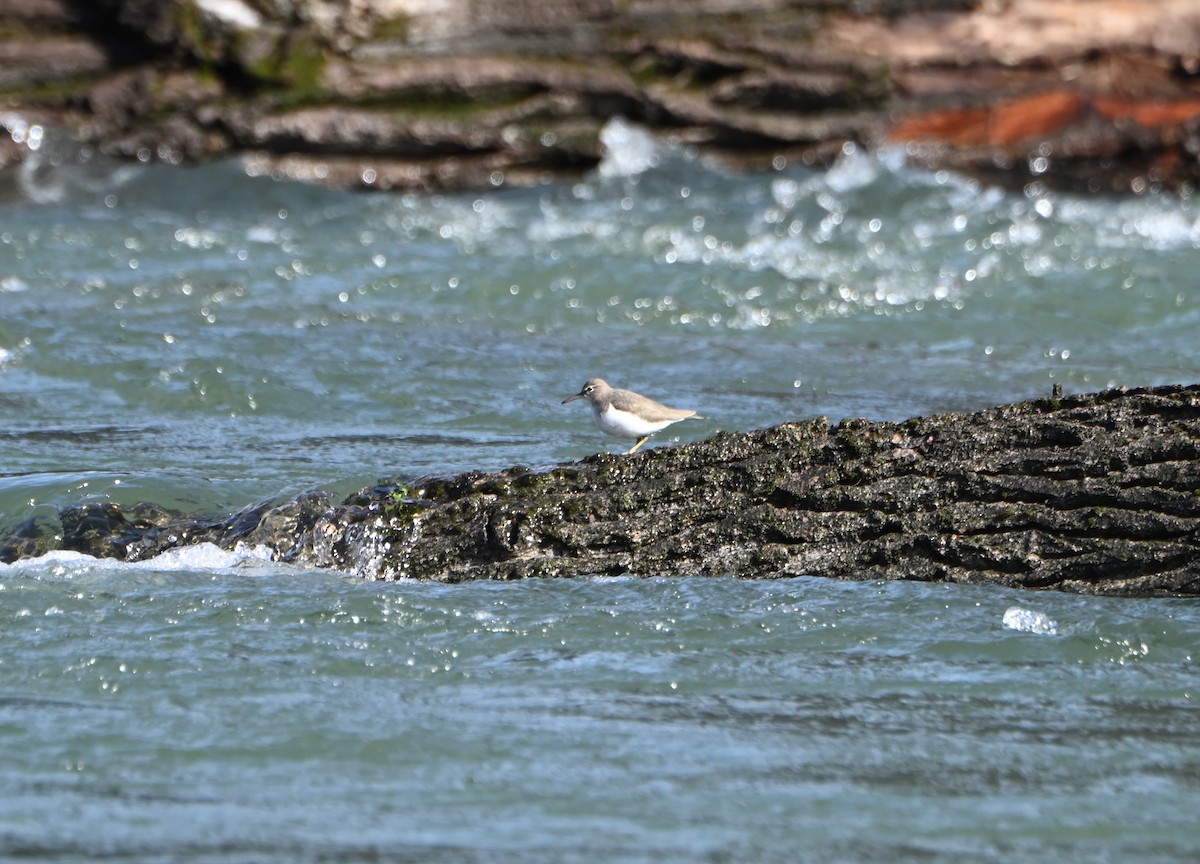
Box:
562, 377, 697, 454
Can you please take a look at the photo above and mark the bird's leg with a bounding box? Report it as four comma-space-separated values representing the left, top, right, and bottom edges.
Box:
625, 436, 650, 454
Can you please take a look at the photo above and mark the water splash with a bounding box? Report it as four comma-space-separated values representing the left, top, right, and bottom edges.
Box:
597, 117, 664, 179
2, 118, 144, 205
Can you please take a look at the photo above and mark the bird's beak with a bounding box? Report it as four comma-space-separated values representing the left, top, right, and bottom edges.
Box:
562, 391, 584, 404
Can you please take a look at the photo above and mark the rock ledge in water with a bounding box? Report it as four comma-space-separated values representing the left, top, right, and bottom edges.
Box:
5, 384, 1200, 597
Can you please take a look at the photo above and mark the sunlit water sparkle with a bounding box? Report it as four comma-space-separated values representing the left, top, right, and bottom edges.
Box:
1, 119, 1199, 862
2, 551, 1198, 863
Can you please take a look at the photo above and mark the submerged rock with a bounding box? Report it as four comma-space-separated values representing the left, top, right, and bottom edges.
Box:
6, 384, 1200, 597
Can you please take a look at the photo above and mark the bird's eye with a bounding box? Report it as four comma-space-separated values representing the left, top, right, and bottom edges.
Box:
584, 385, 593, 393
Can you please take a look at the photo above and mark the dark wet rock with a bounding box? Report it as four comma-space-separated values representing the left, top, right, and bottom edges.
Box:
1, 0, 1198, 192
0, 512, 59, 562
7, 384, 1200, 597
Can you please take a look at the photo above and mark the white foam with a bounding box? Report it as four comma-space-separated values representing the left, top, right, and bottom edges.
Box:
245, 224, 280, 244
1, 542, 278, 578
137, 541, 276, 571
23, 549, 113, 566
1002, 606, 1058, 635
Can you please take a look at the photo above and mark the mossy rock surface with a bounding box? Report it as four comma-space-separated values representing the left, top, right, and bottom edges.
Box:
8, 385, 1200, 597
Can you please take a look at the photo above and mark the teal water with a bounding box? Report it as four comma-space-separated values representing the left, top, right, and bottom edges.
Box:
2, 551, 1198, 862
2, 118, 1199, 861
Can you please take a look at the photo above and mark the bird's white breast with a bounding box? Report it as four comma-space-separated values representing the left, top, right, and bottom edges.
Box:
593, 404, 676, 438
